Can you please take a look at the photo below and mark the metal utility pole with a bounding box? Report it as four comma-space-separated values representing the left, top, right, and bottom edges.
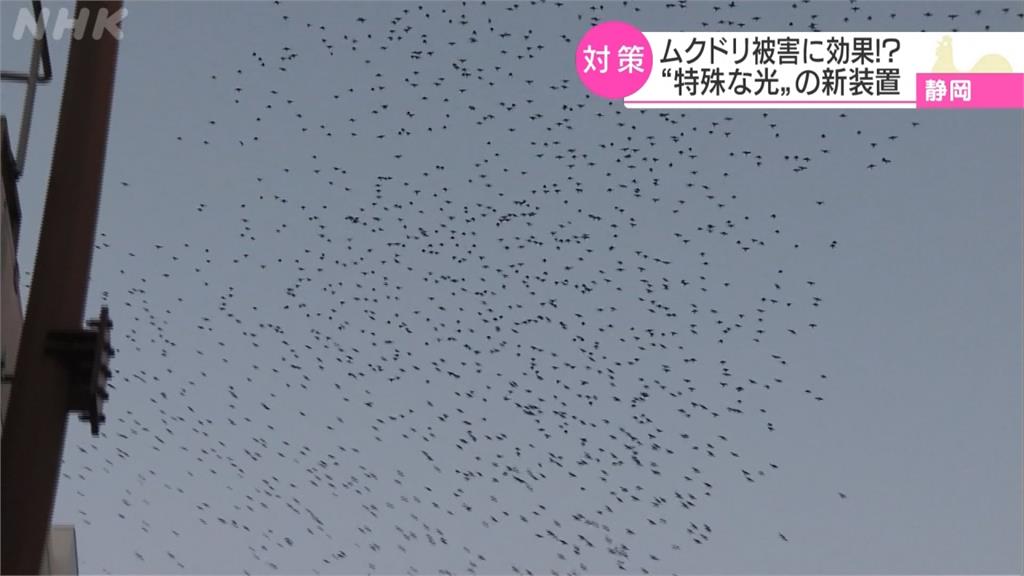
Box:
1, 2, 122, 574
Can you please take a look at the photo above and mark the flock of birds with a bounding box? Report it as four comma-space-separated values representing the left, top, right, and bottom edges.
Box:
35, 0, 1022, 574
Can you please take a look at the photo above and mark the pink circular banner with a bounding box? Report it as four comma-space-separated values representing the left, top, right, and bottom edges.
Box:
575, 21, 652, 99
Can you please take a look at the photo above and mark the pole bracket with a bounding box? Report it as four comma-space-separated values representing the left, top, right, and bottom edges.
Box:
44, 307, 113, 436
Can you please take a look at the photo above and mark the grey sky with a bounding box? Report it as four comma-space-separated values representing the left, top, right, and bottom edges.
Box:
1, 1, 1021, 574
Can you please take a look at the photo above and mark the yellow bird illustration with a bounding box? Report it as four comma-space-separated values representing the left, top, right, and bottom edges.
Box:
932, 35, 1012, 73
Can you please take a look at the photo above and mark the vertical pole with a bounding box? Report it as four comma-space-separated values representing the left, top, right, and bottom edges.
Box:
1, 2, 122, 574
15, 7, 44, 177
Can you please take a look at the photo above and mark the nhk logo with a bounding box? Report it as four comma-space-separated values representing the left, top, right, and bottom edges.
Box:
11, 6, 126, 41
